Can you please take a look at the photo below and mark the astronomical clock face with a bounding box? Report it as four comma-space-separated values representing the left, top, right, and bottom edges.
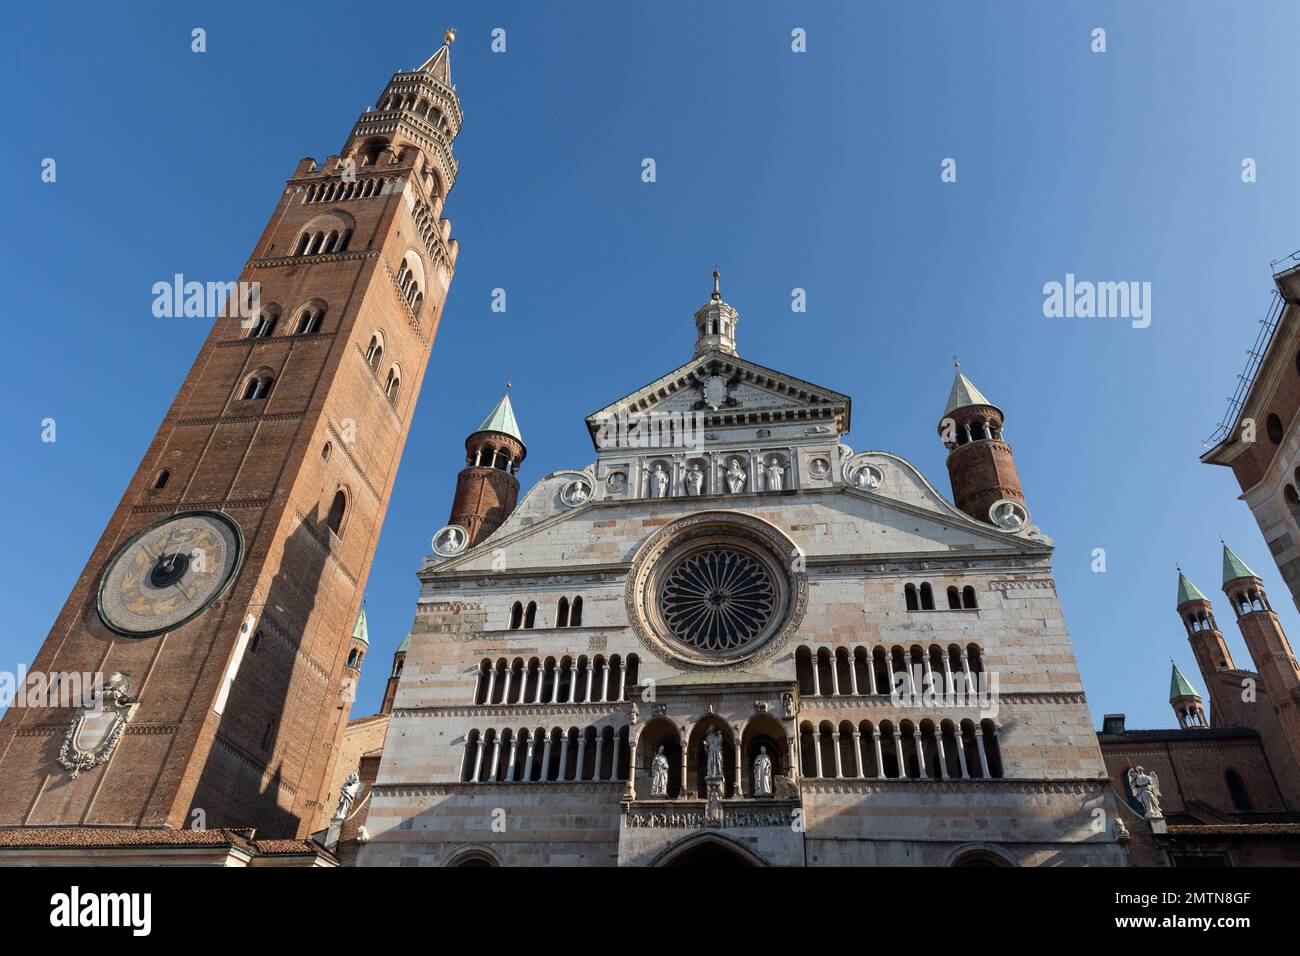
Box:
97, 511, 244, 637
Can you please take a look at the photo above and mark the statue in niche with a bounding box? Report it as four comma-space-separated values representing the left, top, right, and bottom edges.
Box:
650, 745, 670, 796
704, 728, 725, 780
765, 457, 787, 491
725, 458, 747, 494
753, 747, 773, 798
650, 464, 669, 498
685, 464, 704, 496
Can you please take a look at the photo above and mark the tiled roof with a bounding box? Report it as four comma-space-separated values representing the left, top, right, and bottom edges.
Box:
1168, 823, 1300, 836
0, 826, 334, 860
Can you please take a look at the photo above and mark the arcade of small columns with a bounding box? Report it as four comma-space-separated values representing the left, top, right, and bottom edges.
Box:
473, 654, 641, 706
798, 718, 1003, 781
796, 643, 985, 698
462, 725, 632, 784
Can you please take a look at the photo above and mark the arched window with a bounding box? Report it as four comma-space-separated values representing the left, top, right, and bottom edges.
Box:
524, 601, 537, 629
153, 469, 170, 490
962, 586, 978, 609
556, 597, 570, 628
1267, 413, 1284, 444
509, 601, 523, 630
346, 648, 359, 668
904, 583, 919, 611
242, 373, 273, 401
384, 367, 401, 401
321, 441, 332, 462
326, 489, 347, 537
296, 306, 324, 334
919, 583, 935, 611
1225, 769, 1252, 810
260, 719, 275, 752
947, 586, 961, 610
570, 596, 583, 627
249, 311, 277, 338
365, 333, 383, 369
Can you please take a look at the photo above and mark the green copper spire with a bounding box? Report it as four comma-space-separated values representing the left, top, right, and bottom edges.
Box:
1221, 543, 1259, 585
474, 388, 522, 443
351, 607, 370, 646
1169, 662, 1201, 702
397, 630, 411, 653
1176, 571, 1207, 605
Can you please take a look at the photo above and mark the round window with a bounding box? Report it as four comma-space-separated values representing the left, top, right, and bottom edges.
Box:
659, 547, 778, 653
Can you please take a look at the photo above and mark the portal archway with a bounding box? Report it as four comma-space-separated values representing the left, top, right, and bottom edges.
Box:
652, 832, 767, 867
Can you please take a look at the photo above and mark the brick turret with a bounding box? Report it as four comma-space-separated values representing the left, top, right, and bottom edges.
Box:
938, 366, 1024, 524
449, 389, 526, 546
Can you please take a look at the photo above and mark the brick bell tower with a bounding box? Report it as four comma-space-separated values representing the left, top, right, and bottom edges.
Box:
449, 388, 527, 546
1175, 570, 1235, 724
937, 365, 1025, 523
1221, 544, 1300, 799
0, 34, 465, 838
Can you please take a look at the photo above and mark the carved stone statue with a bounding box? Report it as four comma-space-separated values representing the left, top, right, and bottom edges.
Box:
685, 464, 704, 496
725, 458, 747, 494
764, 457, 787, 491
650, 464, 669, 498
650, 745, 670, 796
1127, 766, 1163, 819
704, 728, 725, 780
753, 746, 773, 798
333, 771, 361, 822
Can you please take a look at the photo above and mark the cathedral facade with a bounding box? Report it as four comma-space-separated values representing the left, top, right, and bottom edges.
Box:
358, 279, 1128, 867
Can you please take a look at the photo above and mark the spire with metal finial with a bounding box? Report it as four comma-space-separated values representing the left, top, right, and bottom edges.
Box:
693, 267, 739, 358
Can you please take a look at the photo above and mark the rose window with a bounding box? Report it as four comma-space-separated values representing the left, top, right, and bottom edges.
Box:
658, 548, 778, 653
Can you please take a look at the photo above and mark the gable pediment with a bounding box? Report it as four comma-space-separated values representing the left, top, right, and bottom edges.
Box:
584, 351, 851, 447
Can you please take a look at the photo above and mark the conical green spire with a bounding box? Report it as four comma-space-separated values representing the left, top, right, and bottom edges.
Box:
397, 630, 411, 653
1176, 571, 1207, 605
351, 608, 370, 646
1169, 662, 1201, 702
474, 390, 522, 443
1221, 544, 1259, 585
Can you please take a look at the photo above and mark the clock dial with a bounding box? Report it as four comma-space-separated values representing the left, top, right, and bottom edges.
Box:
97, 510, 244, 637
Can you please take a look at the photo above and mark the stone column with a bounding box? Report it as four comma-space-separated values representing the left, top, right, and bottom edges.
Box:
593, 734, 605, 782
501, 667, 513, 706
486, 666, 498, 705
975, 727, 991, 778
829, 659, 841, 697
893, 731, 905, 778
915, 727, 928, 779
575, 734, 587, 782
885, 654, 897, 698
488, 736, 502, 783
617, 663, 627, 702
959, 650, 976, 696
955, 729, 970, 779
831, 732, 844, 778
852, 731, 864, 778
558, 735, 571, 782
679, 747, 688, 797
935, 731, 950, 780
920, 654, 933, 700
534, 666, 545, 704
541, 736, 554, 782
941, 654, 955, 702
524, 735, 536, 782
600, 662, 611, 703
472, 737, 486, 783
505, 736, 519, 782
788, 735, 799, 782
748, 450, 759, 492
810, 659, 821, 697
584, 664, 594, 703
848, 658, 860, 696
733, 741, 743, 798
873, 728, 885, 780
813, 733, 824, 778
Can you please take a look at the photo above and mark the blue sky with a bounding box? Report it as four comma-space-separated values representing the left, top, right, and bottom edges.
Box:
4, 1, 1299, 729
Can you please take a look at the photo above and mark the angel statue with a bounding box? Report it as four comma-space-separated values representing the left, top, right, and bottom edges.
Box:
333, 771, 362, 822
1127, 765, 1163, 819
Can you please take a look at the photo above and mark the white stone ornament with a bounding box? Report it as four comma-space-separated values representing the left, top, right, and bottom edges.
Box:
848, 462, 883, 490
685, 464, 705, 496
559, 475, 594, 507
432, 524, 469, 556
753, 746, 774, 798
764, 457, 787, 491
650, 745, 670, 796
988, 498, 1029, 532
1127, 766, 1164, 819
702, 375, 729, 410
649, 464, 669, 498
807, 457, 831, 479
57, 672, 138, 778
606, 470, 627, 492
725, 458, 747, 494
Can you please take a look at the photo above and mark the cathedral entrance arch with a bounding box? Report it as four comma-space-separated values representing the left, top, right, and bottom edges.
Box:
652, 832, 767, 867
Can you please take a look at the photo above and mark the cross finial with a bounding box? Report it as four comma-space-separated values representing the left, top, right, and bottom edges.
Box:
444, 27, 457, 44
505, 379, 512, 392
712, 269, 721, 301
953, 355, 961, 370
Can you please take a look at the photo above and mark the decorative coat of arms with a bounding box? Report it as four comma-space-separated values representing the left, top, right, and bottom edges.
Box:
57, 672, 138, 778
